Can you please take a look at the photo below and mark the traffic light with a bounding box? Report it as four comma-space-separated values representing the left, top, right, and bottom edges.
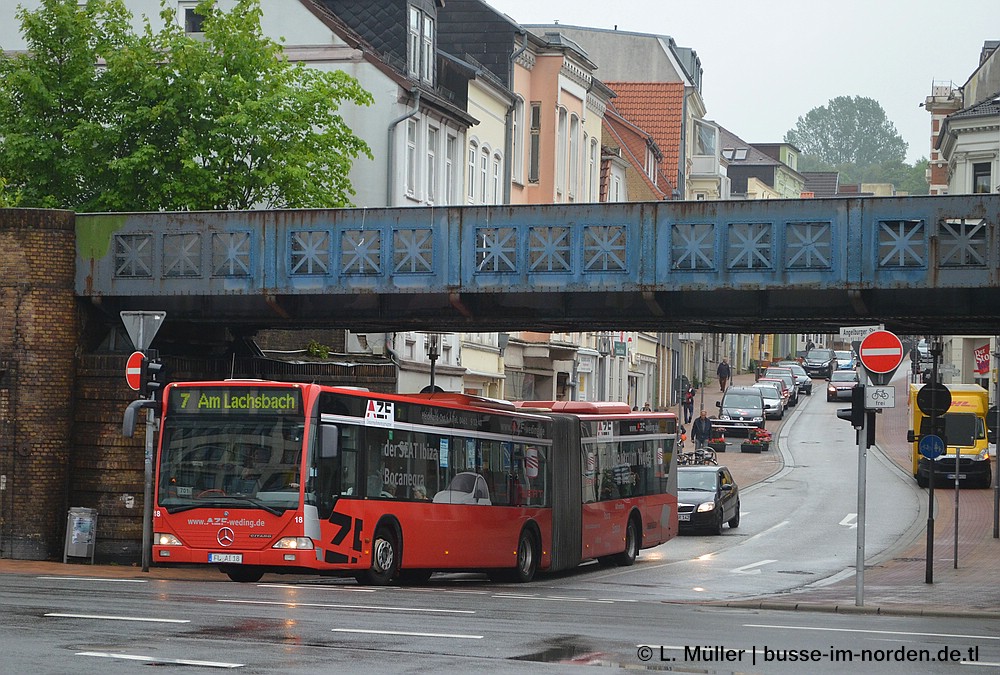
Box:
836, 386, 865, 428
140, 351, 167, 400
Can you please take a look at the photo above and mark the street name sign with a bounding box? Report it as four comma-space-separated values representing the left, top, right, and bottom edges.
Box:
839, 325, 884, 341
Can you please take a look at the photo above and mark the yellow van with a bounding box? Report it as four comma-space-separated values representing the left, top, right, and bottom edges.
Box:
907, 384, 992, 488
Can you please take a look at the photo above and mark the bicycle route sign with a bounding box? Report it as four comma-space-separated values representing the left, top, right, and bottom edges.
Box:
865, 385, 895, 409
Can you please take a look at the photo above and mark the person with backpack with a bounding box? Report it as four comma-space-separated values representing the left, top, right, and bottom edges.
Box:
683, 384, 696, 423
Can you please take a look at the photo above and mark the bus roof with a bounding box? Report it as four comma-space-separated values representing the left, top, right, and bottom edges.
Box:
514, 401, 635, 415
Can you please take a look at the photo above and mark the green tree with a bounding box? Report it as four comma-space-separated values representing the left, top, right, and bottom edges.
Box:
785, 95, 907, 167
0, 0, 373, 211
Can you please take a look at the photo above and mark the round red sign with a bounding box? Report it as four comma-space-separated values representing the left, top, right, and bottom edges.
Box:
125, 351, 144, 391
858, 330, 904, 374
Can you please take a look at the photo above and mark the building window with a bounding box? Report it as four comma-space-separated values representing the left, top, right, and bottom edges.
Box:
568, 114, 579, 200
405, 119, 417, 197
491, 152, 502, 204
179, 1, 206, 32
467, 141, 477, 203
512, 98, 524, 184
556, 108, 567, 197
589, 138, 598, 202
694, 120, 717, 156
480, 147, 489, 203
445, 133, 457, 205
973, 162, 992, 194
408, 5, 435, 83
426, 126, 438, 203
528, 102, 541, 183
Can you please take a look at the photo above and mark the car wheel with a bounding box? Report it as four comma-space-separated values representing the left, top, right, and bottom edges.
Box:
712, 508, 724, 536
357, 524, 399, 586
728, 502, 740, 529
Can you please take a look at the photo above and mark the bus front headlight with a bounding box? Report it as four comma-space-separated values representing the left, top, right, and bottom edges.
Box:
272, 537, 314, 550
156, 533, 182, 546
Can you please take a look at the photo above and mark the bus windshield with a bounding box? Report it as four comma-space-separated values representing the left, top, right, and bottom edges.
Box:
157, 416, 305, 513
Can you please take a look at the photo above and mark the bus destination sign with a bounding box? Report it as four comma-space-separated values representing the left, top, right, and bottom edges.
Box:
169, 386, 302, 415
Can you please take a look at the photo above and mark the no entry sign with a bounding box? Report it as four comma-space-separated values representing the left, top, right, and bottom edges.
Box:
858, 330, 904, 374
126, 351, 144, 391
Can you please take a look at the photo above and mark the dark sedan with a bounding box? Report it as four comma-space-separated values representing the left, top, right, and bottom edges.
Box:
677, 465, 740, 535
826, 370, 860, 401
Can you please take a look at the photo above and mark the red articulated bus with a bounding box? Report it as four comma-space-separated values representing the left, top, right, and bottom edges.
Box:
151, 381, 678, 584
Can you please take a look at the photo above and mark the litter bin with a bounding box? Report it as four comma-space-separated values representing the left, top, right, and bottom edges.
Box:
64, 507, 98, 564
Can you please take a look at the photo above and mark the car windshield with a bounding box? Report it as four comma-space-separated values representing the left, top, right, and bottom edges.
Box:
723, 394, 761, 408
753, 386, 780, 401
835, 351, 852, 361
677, 471, 718, 491
808, 349, 835, 360
830, 371, 857, 382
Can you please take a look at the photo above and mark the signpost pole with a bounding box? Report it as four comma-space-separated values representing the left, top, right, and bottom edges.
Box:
120, 311, 166, 574
925, 341, 941, 584
856, 378, 868, 606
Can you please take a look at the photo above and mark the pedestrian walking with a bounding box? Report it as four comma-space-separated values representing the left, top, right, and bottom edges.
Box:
717, 358, 731, 392
691, 410, 713, 450
682, 384, 696, 423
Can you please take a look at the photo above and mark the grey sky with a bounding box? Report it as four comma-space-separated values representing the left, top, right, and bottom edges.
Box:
486, 0, 1000, 164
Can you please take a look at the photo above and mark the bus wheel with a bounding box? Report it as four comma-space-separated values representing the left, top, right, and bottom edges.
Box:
513, 529, 538, 582
223, 566, 263, 583
612, 517, 639, 566
357, 525, 399, 586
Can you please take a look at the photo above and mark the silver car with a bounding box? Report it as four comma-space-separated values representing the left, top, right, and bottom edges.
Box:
752, 381, 784, 420
776, 361, 813, 396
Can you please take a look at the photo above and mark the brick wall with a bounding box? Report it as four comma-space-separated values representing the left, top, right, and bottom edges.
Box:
0, 209, 78, 560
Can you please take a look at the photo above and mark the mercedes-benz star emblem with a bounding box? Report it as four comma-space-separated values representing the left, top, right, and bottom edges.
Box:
217, 527, 235, 547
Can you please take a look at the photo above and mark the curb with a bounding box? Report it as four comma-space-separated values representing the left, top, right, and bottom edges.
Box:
708, 598, 1000, 620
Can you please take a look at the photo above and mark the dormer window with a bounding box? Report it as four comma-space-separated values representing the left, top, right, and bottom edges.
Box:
408, 5, 435, 83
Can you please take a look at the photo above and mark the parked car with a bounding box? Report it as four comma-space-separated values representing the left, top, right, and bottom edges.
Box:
757, 377, 790, 409
826, 370, 860, 401
713, 386, 766, 436
916, 339, 932, 364
835, 350, 856, 370
804, 348, 837, 378
677, 465, 741, 535
752, 381, 784, 419
764, 367, 799, 406
776, 361, 813, 396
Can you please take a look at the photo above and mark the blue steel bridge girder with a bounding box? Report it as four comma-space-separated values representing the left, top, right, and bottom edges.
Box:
76, 195, 1000, 335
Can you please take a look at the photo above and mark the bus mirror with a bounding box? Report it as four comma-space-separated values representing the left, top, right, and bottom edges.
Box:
320, 424, 338, 458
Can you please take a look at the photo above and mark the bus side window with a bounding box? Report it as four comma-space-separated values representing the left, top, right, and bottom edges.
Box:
314, 424, 340, 519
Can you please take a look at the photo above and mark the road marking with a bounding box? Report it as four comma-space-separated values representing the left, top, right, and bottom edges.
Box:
730, 560, 776, 575
38, 576, 148, 583
333, 628, 482, 640
218, 599, 473, 614
741, 520, 789, 544
258, 583, 375, 592
745, 624, 1000, 640
491, 594, 613, 604
76, 652, 242, 668
839, 513, 858, 529
46, 613, 189, 623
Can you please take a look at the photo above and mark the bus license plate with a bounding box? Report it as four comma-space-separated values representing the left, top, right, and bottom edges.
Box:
678, 514, 690, 521
209, 553, 243, 563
